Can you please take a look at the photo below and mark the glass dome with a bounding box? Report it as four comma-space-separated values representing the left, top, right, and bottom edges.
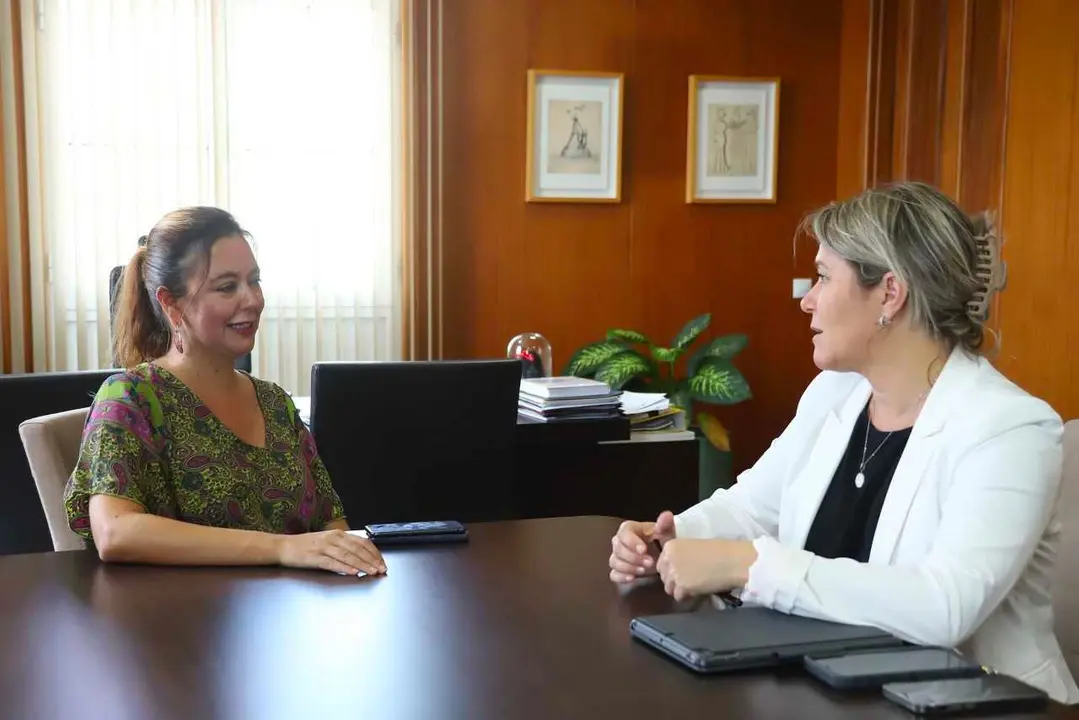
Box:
507, 332, 552, 379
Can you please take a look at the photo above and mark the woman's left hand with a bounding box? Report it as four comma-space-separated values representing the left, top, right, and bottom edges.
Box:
656, 539, 758, 601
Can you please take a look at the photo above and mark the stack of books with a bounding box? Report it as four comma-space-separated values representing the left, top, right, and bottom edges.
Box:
518, 377, 623, 423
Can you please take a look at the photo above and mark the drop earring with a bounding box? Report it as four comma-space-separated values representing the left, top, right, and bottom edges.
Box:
174, 327, 184, 354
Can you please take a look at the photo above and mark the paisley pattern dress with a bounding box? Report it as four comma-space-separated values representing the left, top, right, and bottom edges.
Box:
64, 363, 345, 540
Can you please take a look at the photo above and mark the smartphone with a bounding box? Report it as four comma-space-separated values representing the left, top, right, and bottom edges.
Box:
804, 647, 985, 690
364, 520, 468, 545
882, 674, 1049, 715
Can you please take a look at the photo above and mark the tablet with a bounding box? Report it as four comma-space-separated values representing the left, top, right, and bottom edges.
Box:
630, 606, 906, 673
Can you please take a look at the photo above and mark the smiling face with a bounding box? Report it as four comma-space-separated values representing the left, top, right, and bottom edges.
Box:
163, 234, 264, 361
799, 244, 893, 372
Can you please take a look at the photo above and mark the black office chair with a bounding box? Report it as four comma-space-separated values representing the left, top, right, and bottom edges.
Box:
309, 360, 521, 527
0, 369, 115, 555
108, 265, 251, 372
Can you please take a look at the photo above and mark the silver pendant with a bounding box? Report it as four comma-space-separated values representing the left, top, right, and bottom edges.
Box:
854, 472, 865, 488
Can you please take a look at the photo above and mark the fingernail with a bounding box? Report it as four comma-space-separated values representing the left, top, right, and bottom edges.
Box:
380, 565, 387, 573
643, 557, 653, 566
637, 544, 645, 553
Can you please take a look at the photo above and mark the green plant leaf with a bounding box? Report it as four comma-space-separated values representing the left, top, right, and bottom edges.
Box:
606, 328, 649, 344
689, 358, 752, 405
670, 386, 692, 414
651, 346, 680, 363
564, 341, 626, 376
595, 351, 652, 390
688, 333, 749, 375
672, 312, 712, 350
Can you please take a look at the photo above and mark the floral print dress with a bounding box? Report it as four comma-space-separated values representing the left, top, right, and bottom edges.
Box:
64, 363, 345, 541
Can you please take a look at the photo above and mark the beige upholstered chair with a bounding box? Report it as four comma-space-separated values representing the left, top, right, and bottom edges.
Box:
1054, 419, 1079, 681
18, 408, 89, 551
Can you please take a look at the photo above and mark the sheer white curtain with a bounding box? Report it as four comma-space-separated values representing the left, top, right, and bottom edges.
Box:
10, 0, 402, 393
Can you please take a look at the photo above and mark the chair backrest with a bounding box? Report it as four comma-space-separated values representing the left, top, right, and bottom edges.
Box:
1054, 419, 1079, 680
0, 369, 114, 555
309, 359, 521, 527
18, 408, 90, 551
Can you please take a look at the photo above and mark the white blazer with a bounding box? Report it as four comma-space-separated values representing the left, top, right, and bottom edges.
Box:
674, 347, 1079, 704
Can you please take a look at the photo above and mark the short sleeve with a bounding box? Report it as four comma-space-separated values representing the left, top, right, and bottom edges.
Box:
283, 393, 346, 530
63, 373, 168, 540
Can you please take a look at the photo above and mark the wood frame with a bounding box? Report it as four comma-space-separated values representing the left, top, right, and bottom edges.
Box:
686, 74, 781, 204
525, 69, 624, 203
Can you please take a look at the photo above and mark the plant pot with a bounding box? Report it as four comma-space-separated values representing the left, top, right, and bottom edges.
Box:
697, 432, 734, 500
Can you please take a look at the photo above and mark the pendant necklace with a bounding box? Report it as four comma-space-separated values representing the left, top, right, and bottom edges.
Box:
855, 388, 929, 489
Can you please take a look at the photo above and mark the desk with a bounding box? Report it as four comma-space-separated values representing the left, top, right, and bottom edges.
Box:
294, 395, 699, 523
0, 517, 1071, 719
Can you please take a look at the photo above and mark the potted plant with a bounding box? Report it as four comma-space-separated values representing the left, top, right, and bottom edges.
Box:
564, 312, 751, 499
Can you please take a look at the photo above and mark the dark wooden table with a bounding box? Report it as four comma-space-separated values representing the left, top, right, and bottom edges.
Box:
1, 517, 1072, 719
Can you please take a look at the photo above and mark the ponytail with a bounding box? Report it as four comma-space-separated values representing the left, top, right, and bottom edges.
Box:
112, 247, 170, 367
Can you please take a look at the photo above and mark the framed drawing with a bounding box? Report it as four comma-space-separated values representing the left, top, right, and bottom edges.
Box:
526, 70, 624, 203
686, 75, 780, 204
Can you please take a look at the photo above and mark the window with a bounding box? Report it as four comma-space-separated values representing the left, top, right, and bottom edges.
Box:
20, 0, 402, 393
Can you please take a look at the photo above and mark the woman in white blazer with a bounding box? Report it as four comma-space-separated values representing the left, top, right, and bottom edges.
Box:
609, 181, 1079, 704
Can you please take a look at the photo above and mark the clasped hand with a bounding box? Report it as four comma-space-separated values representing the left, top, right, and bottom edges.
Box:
609, 511, 757, 601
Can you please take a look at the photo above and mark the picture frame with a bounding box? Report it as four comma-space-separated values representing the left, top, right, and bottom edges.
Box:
525, 70, 624, 203
686, 75, 780, 204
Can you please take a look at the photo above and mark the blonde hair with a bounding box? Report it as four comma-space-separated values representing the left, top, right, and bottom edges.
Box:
798, 181, 1005, 355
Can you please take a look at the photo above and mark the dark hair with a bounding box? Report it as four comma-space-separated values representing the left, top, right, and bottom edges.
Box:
113, 207, 249, 367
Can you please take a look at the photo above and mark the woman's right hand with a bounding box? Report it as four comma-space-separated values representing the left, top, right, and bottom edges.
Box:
609, 510, 676, 584
277, 529, 387, 576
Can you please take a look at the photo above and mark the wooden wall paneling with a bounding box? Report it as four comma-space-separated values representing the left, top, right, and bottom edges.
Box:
956, 0, 1011, 214
995, 0, 1079, 420
895, 0, 948, 184
836, 0, 874, 199
838, 0, 1008, 202
439, 0, 842, 472
939, 0, 972, 200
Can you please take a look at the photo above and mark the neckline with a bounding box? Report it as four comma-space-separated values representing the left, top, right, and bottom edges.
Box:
861, 401, 913, 435
148, 362, 271, 450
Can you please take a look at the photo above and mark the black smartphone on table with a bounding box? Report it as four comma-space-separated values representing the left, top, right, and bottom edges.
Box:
804, 646, 985, 691
364, 520, 468, 546
881, 674, 1049, 715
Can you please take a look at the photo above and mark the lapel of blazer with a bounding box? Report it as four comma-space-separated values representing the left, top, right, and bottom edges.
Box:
786, 379, 872, 550
868, 348, 978, 564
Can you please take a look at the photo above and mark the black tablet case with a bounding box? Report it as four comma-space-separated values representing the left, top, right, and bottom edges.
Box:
630, 606, 906, 673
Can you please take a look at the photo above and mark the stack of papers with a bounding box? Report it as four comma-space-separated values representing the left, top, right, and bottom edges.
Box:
618, 390, 685, 434
619, 391, 670, 415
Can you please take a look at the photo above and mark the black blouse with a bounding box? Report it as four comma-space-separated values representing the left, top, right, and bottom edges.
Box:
803, 402, 911, 563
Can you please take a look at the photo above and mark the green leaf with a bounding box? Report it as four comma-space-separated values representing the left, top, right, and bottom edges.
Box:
651, 346, 680, 363
672, 312, 712, 350
688, 333, 749, 375
606, 328, 649, 344
595, 351, 653, 390
670, 386, 692, 414
689, 358, 752, 405
564, 341, 626, 376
